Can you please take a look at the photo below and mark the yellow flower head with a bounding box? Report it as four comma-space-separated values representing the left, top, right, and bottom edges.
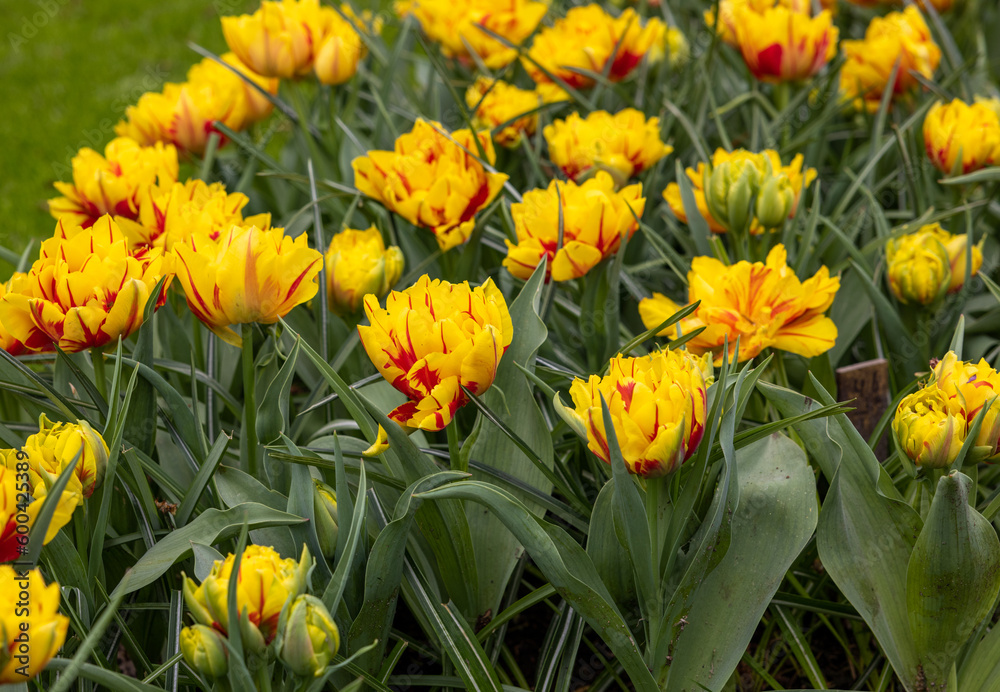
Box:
222, 0, 333, 78
733, 5, 838, 83
117, 178, 272, 252
525, 6, 667, 88
931, 352, 1000, 461
48, 137, 178, 229
664, 148, 816, 234
183, 545, 312, 652
0, 567, 69, 684
917, 223, 982, 294
278, 595, 341, 677
893, 386, 967, 469
0, 216, 170, 352
924, 98, 1000, 175
173, 224, 323, 347
885, 230, 952, 305
403, 0, 548, 69
639, 245, 839, 364
188, 52, 279, 128
0, 277, 28, 356
543, 109, 672, 185
359, 276, 513, 431
706, 0, 835, 46
840, 7, 941, 112
314, 6, 376, 85
465, 78, 543, 148
505, 172, 645, 282
325, 226, 404, 317
563, 349, 711, 477
352, 119, 508, 251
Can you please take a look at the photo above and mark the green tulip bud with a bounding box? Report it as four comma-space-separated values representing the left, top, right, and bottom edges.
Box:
180, 625, 229, 680
278, 595, 340, 678
313, 480, 340, 559
754, 175, 795, 230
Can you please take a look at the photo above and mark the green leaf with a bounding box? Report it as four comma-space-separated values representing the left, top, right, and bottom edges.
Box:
110, 503, 305, 599
257, 339, 301, 443
907, 471, 1000, 688
175, 432, 231, 527
45, 660, 166, 692
123, 277, 168, 457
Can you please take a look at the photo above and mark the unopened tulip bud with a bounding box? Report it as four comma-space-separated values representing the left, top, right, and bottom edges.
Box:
278, 595, 340, 677
315, 32, 363, 85
313, 480, 339, 559
893, 387, 966, 469
755, 175, 795, 230
886, 233, 952, 305
180, 625, 229, 680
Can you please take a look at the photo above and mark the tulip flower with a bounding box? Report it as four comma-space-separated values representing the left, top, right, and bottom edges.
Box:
359, 276, 513, 431
893, 387, 967, 469
560, 350, 712, 477
840, 7, 941, 112
732, 5, 839, 83
639, 245, 839, 364
179, 625, 229, 680
543, 109, 672, 185
664, 148, 816, 234
931, 352, 1000, 461
188, 52, 279, 128
21, 414, 108, 501
278, 595, 340, 677
117, 178, 272, 251
222, 0, 331, 79
465, 78, 543, 148
0, 216, 170, 353
183, 545, 312, 653
924, 98, 1000, 175
504, 172, 646, 282
0, 466, 26, 563
314, 24, 362, 86
401, 0, 548, 69
0, 567, 69, 683
706, 0, 836, 45
886, 232, 952, 305
173, 224, 322, 347
352, 119, 508, 251
908, 224, 982, 294
0, 276, 27, 356
48, 137, 178, 228
325, 227, 404, 317
525, 6, 668, 88
313, 480, 339, 558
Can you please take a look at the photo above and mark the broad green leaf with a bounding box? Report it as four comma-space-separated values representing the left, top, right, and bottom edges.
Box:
907, 471, 1000, 688
586, 482, 637, 618
257, 339, 301, 443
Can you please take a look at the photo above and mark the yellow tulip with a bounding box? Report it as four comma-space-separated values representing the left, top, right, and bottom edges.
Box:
0, 466, 26, 563
0, 450, 80, 555
639, 244, 839, 364
222, 0, 330, 79
278, 595, 340, 677
886, 231, 951, 305
840, 7, 941, 112
325, 227, 404, 317
923, 98, 1000, 175
561, 349, 711, 477
358, 276, 513, 431
179, 625, 228, 680
117, 178, 272, 251
664, 148, 816, 234
706, 0, 836, 46
732, 5, 838, 83
918, 224, 983, 293
931, 352, 1000, 461
504, 172, 645, 282
0, 277, 27, 356
352, 119, 508, 251
188, 52, 279, 128
48, 137, 178, 229
543, 109, 672, 185
173, 225, 323, 347
893, 386, 967, 469
0, 216, 170, 352
0, 567, 69, 684
525, 6, 667, 88
21, 414, 108, 501
402, 0, 548, 69
183, 545, 312, 652
465, 78, 542, 148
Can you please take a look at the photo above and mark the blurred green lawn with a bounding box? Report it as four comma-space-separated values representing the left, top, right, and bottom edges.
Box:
0, 0, 255, 255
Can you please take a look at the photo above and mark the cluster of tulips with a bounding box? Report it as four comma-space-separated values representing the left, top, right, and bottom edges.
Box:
5, 0, 1000, 687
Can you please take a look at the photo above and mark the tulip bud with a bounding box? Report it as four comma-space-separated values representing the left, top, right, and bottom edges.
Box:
754, 175, 795, 230
315, 33, 363, 86
325, 227, 404, 317
313, 480, 339, 559
893, 387, 967, 469
886, 234, 952, 305
180, 625, 229, 680
922, 224, 984, 293
705, 159, 763, 234
278, 595, 340, 678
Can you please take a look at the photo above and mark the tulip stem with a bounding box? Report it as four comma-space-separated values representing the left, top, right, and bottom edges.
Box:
92, 349, 107, 402
253, 662, 272, 692
242, 323, 259, 478
447, 421, 466, 474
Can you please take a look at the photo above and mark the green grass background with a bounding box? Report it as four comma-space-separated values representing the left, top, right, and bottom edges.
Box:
0, 0, 255, 256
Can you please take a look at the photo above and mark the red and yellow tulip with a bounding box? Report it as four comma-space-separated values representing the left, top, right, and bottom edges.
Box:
465, 78, 543, 148
0, 567, 69, 683
352, 119, 508, 251
732, 4, 838, 83
325, 226, 404, 317
924, 98, 1000, 175
504, 172, 645, 282
173, 224, 322, 347
893, 386, 967, 469
359, 276, 513, 431
639, 245, 839, 363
